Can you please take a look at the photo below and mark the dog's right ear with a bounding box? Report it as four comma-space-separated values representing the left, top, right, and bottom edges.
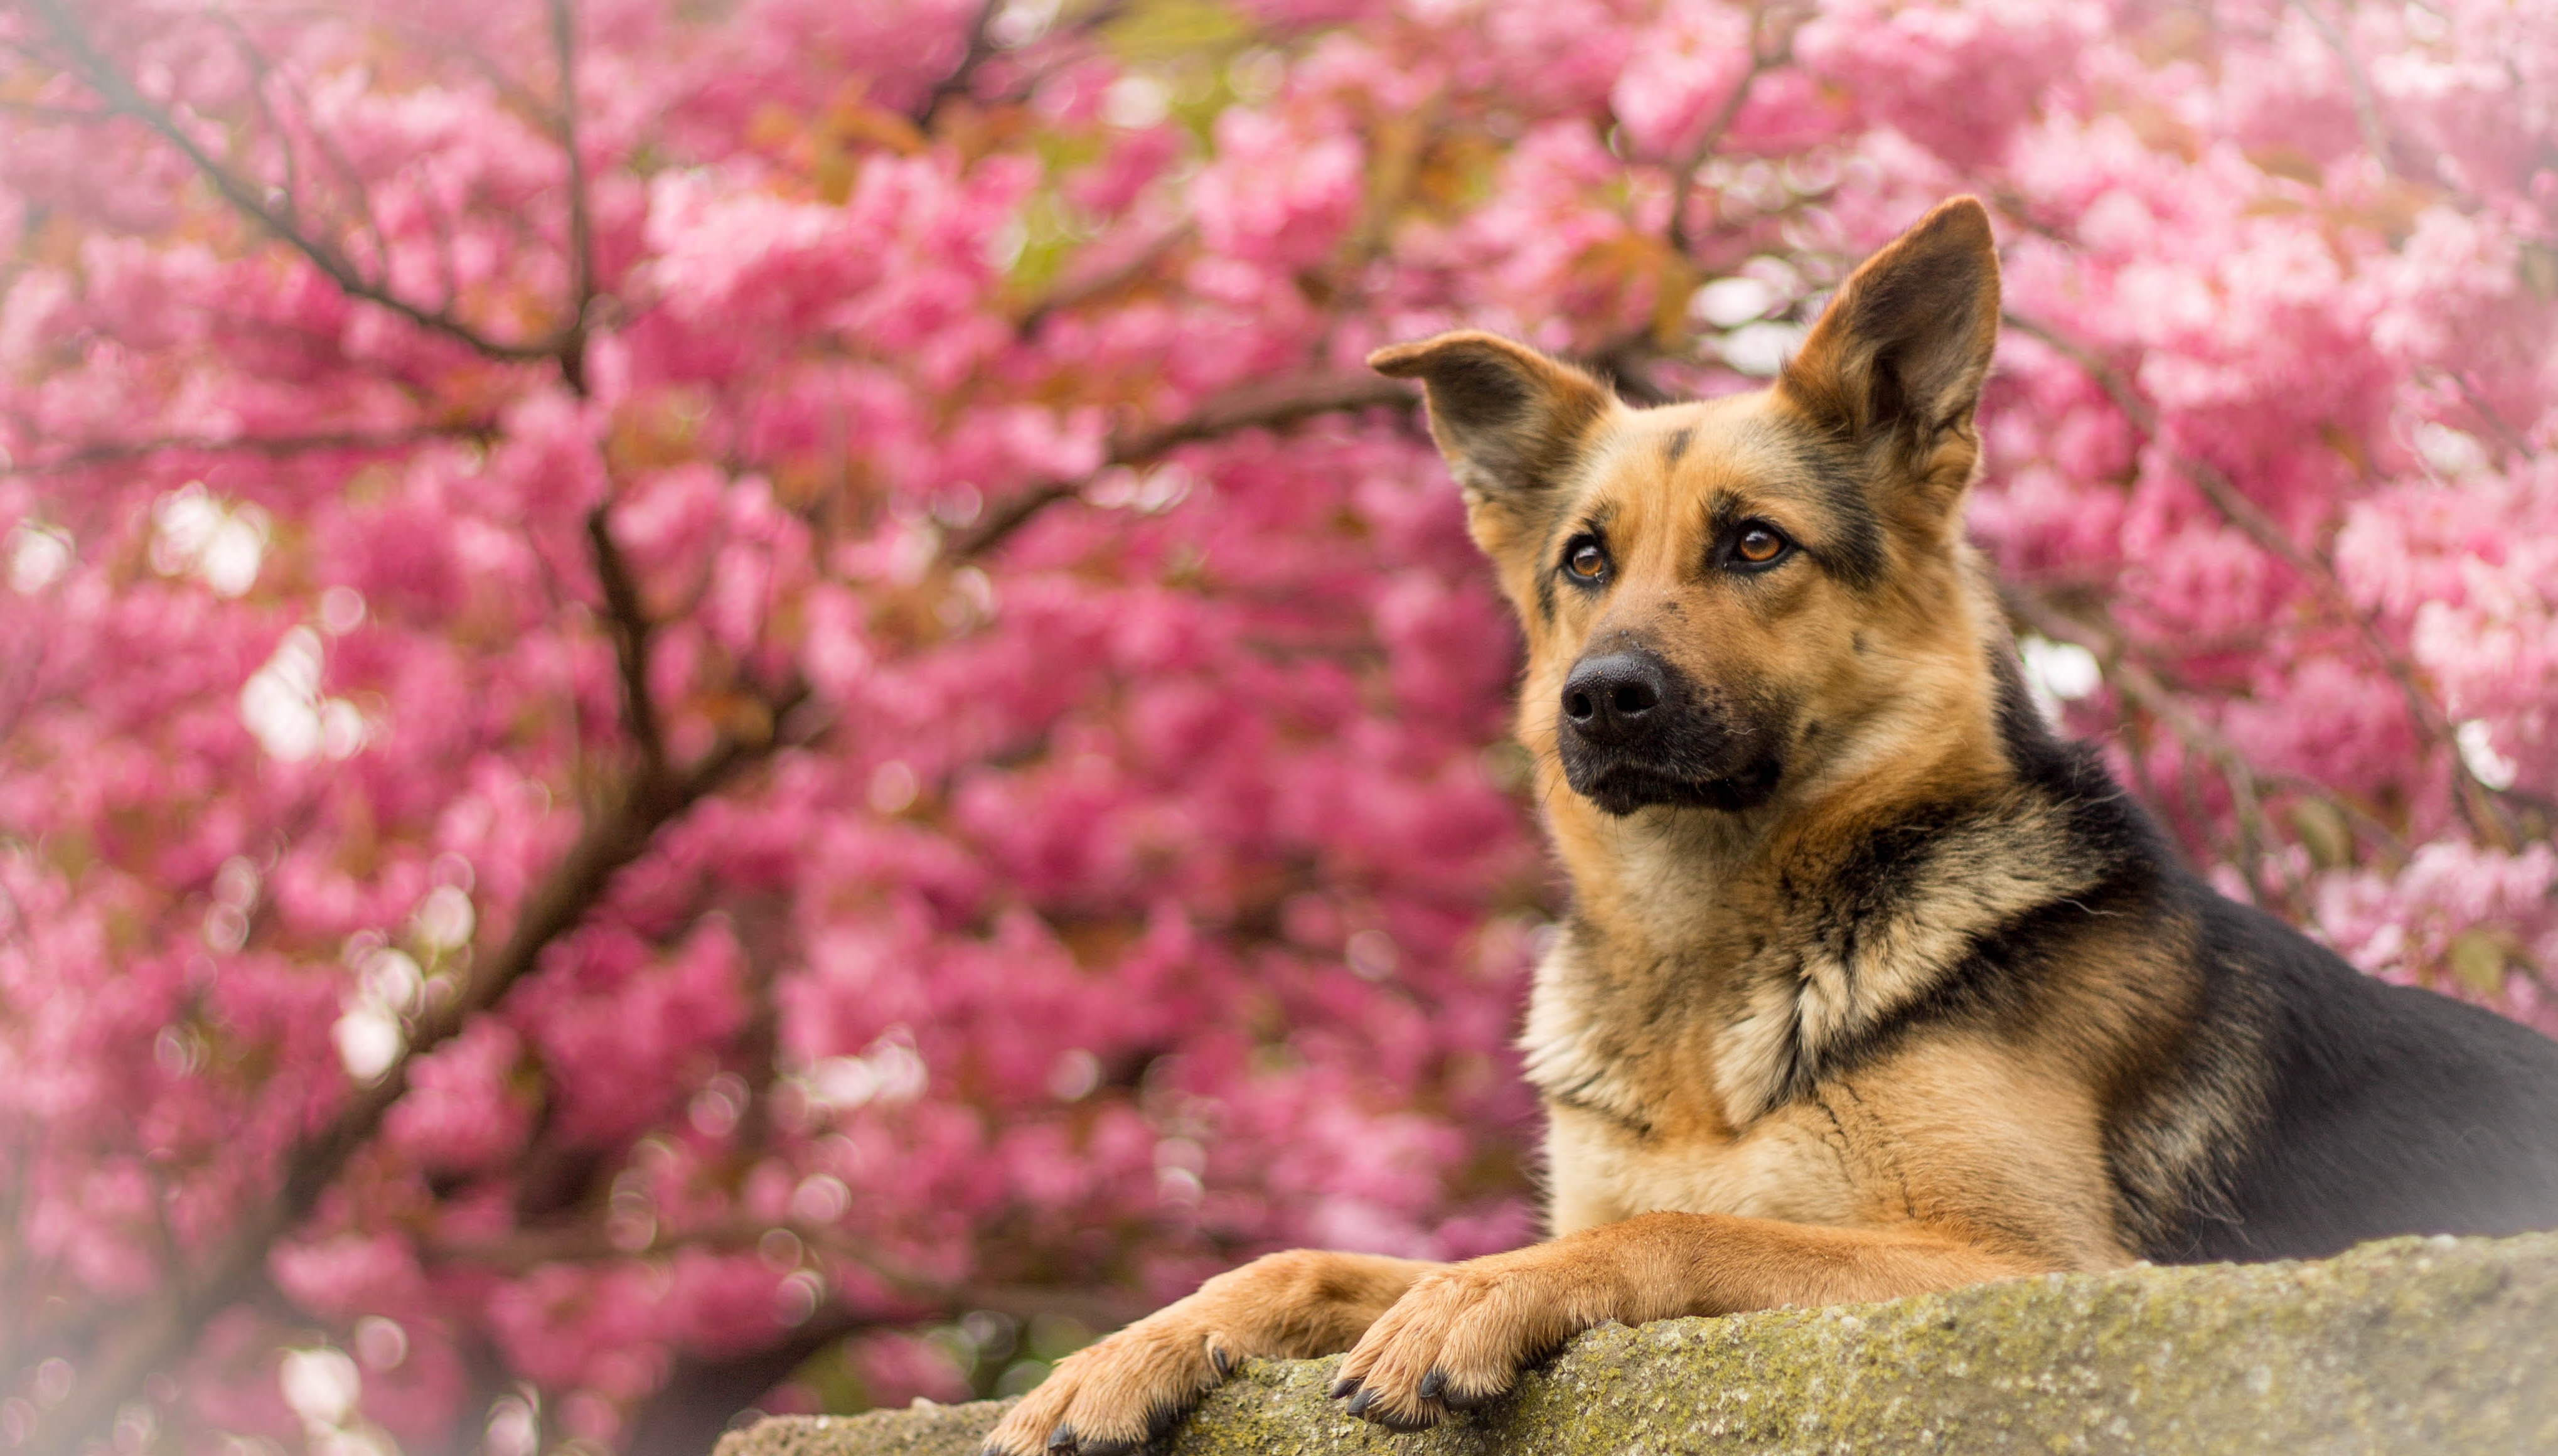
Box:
1775, 198, 1999, 504
1367, 331, 1613, 513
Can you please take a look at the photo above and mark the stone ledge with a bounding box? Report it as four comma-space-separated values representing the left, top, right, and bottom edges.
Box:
718, 1231, 2558, 1456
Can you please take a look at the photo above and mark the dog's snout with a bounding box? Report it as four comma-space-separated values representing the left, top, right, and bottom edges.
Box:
1562, 651, 1669, 744
1555, 643, 1785, 813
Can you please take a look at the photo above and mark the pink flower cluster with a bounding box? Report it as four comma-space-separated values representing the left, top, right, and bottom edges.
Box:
2, 0, 2554, 1452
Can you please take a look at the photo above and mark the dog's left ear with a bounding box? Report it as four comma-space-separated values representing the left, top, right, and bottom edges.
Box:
1366, 330, 1614, 517
1778, 197, 2000, 489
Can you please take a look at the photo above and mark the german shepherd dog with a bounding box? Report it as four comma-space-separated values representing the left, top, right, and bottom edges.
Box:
982, 197, 2558, 1456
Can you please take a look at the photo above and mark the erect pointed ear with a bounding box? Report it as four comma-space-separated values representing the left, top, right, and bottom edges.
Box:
1778, 197, 2001, 466
1367, 331, 1615, 511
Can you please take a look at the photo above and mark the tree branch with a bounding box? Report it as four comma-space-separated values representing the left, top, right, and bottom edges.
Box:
1015, 225, 1192, 339
211, 15, 302, 235
6, 14, 774, 1451
421, 1218, 1140, 1329
429, 1204, 1143, 1456
586, 508, 666, 774
27, 0, 573, 367
950, 372, 1417, 559
1, 425, 499, 476
2008, 583, 2294, 902
1664, 5, 1806, 258
2002, 309, 2515, 844
620, 1271, 1139, 1456
909, 0, 1002, 129
257, 32, 397, 287
548, 0, 594, 392
17, 687, 806, 1456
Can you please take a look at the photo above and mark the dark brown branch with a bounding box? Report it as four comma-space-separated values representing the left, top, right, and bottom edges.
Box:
951, 372, 1416, 560
2008, 584, 2289, 902
620, 1277, 1136, 1456
586, 508, 666, 773
2003, 309, 2513, 844
28, 0, 572, 366
422, 1218, 1139, 1326
2004, 313, 2315, 565
432, 1206, 1142, 1456
1118, 372, 1414, 460
3, 425, 499, 476
17, 688, 805, 1456
1665, 6, 1806, 257
388, 18, 561, 129
549, 0, 594, 392
9, 14, 752, 1449
953, 480, 1081, 559
624, 1310, 875, 1456
2016, 582, 2409, 874
958, 0, 1140, 124
269, 45, 397, 286
909, 0, 1002, 128
1015, 225, 1191, 338
211, 16, 301, 233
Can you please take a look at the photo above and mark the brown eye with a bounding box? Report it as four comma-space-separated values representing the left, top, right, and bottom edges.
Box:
1735, 525, 1787, 565
1566, 540, 1608, 581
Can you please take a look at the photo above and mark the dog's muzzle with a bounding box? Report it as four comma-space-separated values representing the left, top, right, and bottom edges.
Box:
1557, 647, 1783, 815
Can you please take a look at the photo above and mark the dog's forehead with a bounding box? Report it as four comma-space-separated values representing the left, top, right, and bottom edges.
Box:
1581, 395, 1829, 524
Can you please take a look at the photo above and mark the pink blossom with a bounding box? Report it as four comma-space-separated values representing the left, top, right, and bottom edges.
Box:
5, 0, 2556, 1450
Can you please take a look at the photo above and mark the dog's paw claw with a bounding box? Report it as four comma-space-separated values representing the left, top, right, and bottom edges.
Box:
1042, 1423, 1076, 1454
1328, 1374, 1361, 1401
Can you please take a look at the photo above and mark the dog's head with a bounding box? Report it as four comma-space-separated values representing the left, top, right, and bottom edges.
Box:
1371, 198, 2005, 824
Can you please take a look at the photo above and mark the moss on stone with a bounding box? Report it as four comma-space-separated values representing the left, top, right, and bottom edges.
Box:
717, 1232, 2558, 1456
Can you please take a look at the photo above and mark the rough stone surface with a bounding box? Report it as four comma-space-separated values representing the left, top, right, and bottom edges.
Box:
717, 1232, 2558, 1456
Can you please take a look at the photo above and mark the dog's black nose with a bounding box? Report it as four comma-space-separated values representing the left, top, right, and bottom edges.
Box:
1562, 651, 1668, 744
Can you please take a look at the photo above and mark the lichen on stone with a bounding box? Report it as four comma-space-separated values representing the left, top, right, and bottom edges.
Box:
717, 1232, 2558, 1456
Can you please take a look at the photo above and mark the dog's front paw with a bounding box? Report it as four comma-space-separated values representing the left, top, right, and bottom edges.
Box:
978, 1315, 1239, 1456
1328, 1251, 1578, 1432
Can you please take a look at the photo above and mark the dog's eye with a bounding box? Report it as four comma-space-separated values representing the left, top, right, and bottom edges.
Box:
1733, 525, 1789, 567
1565, 539, 1608, 581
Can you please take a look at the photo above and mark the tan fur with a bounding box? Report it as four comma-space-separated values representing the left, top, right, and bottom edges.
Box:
1329, 1210, 2048, 1423
983, 1250, 1436, 1453
986, 197, 2161, 1456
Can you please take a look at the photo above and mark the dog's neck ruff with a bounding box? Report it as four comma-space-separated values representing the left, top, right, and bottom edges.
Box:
1524, 790, 2104, 1128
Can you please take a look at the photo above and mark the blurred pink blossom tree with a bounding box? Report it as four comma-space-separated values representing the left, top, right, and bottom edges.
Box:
2, 0, 2554, 1453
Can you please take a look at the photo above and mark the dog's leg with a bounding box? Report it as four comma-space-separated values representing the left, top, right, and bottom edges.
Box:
979, 1248, 1437, 1456
1332, 1211, 2057, 1430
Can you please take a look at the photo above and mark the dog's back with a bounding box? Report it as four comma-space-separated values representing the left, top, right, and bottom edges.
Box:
2175, 892, 2558, 1260
1988, 648, 2558, 1265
